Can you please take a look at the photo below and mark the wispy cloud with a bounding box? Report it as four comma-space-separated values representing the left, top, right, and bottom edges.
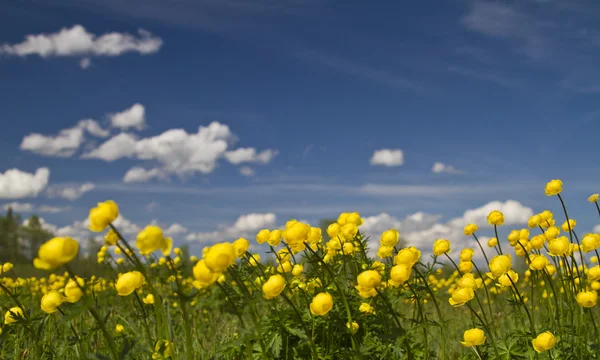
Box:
447, 65, 525, 89
295, 47, 422, 92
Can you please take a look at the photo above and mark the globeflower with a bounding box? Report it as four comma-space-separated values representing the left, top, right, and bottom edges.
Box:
460, 248, 475, 262
64, 278, 84, 303
433, 239, 450, 256
88, 200, 119, 232
460, 328, 485, 347
394, 247, 421, 266
263, 274, 286, 300
544, 179, 563, 196
589, 194, 599, 203
561, 219, 576, 232
309, 292, 333, 316
389, 264, 412, 286
487, 211, 504, 226
232, 238, 250, 258
449, 287, 474, 307
489, 254, 512, 279
532, 331, 557, 353
41, 290, 64, 314
380, 229, 399, 247
4, 307, 24, 325
463, 224, 478, 236
33, 237, 80, 270
581, 234, 600, 253
547, 236, 569, 256
192, 260, 219, 288
359, 302, 376, 314
576, 291, 598, 308
136, 225, 173, 256
115, 271, 145, 296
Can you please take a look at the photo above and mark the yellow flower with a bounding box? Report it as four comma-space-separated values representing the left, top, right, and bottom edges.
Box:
394, 247, 421, 266
528, 215, 542, 228
561, 219, 576, 232
380, 229, 400, 247
136, 225, 172, 256
589, 194, 599, 203
357, 270, 382, 289
460, 328, 485, 347
487, 211, 504, 226
292, 264, 304, 277
463, 224, 478, 236
2, 262, 13, 273
262, 274, 286, 300
460, 248, 475, 262
115, 271, 145, 296
433, 239, 450, 256
248, 254, 261, 266
532, 331, 557, 353
497, 270, 519, 287
152, 340, 175, 360
547, 236, 569, 256
345, 212, 364, 226
489, 254, 512, 279
588, 266, 600, 281
528, 254, 549, 271
88, 200, 119, 232
340, 223, 358, 241
449, 287, 474, 307
192, 260, 219, 288
104, 229, 119, 246
64, 278, 84, 303
389, 264, 412, 286
204, 243, 236, 273
232, 238, 250, 258
359, 302, 376, 314
142, 294, 155, 304
544, 179, 563, 196
458, 261, 473, 274
377, 245, 393, 259
256, 229, 270, 244
487, 237, 498, 247
268, 229, 283, 246
456, 273, 482, 290
33, 237, 80, 270
346, 321, 359, 334
41, 290, 64, 314
326, 223, 341, 239
4, 307, 24, 325
582, 234, 600, 253
116, 324, 124, 333
576, 291, 598, 308
309, 292, 333, 316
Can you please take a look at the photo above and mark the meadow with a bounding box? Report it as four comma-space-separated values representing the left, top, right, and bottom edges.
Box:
0, 179, 599, 359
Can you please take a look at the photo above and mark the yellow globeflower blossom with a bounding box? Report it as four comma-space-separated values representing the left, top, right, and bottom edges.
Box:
115, 271, 145, 296
487, 237, 498, 247
143, 294, 155, 304
346, 321, 359, 334
89, 200, 119, 232
487, 211, 504, 226
394, 247, 421, 266
532, 331, 557, 353
64, 278, 84, 303
497, 270, 519, 287
389, 264, 412, 286
4, 307, 24, 325
192, 260, 219, 288
204, 243, 236, 273
359, 302, 376, 315
589, 194, 599, 203
116, 324, 124, 333
232, 238, 250, 258
153, 340, 175, 360
460, 328, 486, 347
262, 274, 286, 300
588, 266, 600, 281
463, 224, 478, 236
41, 290, 64, 314
268, 230, 283, 247
489, 254, 512, 279
136, 225, 172, 256
581, 234, 600, 253
310, 292, 333, 316
576, 291, 598, 308
256, 229, 270, 244
377, 245, 393, 259
458, 261, 473, 274
547, 236, 569, 256
433, 239, 450, 256
460, 248, 475, 262
561, 219, 576, 232
104, 229, 119, 246
380, 229, 399, 247
528, 215, 542, 228
544, 179, 563, 196
528, 254, 549, 271
2, 262, 13, 273
292, 264, 304, 277
449, 287, 474, 307
33, 237, 80, 270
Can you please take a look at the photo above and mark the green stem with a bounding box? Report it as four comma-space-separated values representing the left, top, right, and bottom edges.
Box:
493, 225, 504, 254
414, 265, 446, 360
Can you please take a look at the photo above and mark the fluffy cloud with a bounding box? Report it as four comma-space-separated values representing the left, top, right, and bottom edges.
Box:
2, 202, 70, 213
594, 224, 600, 233
123, 167, 167, 183
0, 25, 163, 59
46, 182, 95, 200
84, 121, 277, 180
224, 148, 278, 165
360, 200, 532, 261
239, 166, 255, 177
20, 119, 108, 157
370, 149, 404, 167
0, 168, 50, 199
186, 213, 276, 243
110, 103, 146, 130
35, 214, 142, 241
164, 223, 188, 236
432, 162, 463, 174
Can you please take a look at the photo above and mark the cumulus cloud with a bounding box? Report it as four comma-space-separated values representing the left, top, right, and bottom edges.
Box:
164, 223, 188, 236
224, 148, 278, 165
370, 149, 404, 167
432, 162, 463, 174
186, 213, 276, 243
123, 167, 167, 183
594, 224, 600, 233
84, 121, 277, 180
20, 119, 108, 157
239, 166, 255, 177
360, 200, 532, 261
0, 168, 50, 199
46, 182, 95, 200
0, 25, 163, 59
1, 202, 70, 213
110, 103, 146, 130
37, 214, 141, 241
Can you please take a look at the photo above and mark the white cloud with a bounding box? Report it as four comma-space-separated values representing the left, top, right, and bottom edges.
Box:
594, 225, 600, 233
370, 149, 404, 167
186, 213, 276, 243
123, 167, 167, 183
145, 201, 159, 212
110, 103, 146, 130
164, 223, 188, 236
224, 148, 278, 165
239, 166, 255, 177
80, 57, 91, 69
0, 168, 50, 199
85, 121, 277, 179
23, 217, 58, 234
40, 214, 141, 241
46, 182, 95, 200
20, 119, 108, 157
432, 162, 464, 174
448, 200, 533, 228
0, 25, 163, 59
1, 202, 70, 214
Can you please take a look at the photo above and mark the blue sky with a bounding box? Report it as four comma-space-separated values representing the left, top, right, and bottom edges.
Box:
1, 0, 599, 255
